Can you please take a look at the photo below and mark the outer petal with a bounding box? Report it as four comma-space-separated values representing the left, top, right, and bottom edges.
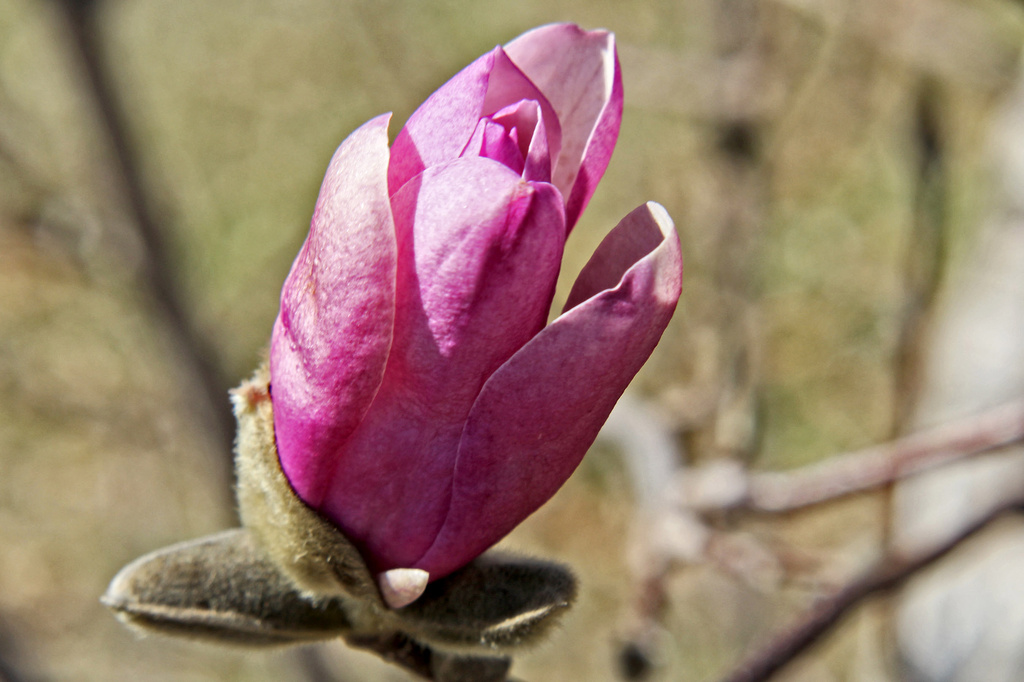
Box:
316, 159, 566, 571
270, 114, 396, 507
416, 202, 682, 578
388, 47, 562, 197
564, 200, 669, 311
505, 24, 623, 229
386, 160, 564, 410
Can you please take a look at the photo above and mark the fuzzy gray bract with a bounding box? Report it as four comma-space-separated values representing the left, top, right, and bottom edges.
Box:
103, 366, 577, 679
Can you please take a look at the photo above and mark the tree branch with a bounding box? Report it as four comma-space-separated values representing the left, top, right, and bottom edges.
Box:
55, 0, 236, 490
680, 399, 1024, 514
52, 3, 338, 682
716, 497, 1022, 682
619, 398, 1024, 678
746, 399, 1024, 512
0, 622, 35, 682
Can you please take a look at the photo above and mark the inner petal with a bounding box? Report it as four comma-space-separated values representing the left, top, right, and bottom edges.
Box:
493, 99, 551, 184
490, 101, 535, 161
463, 117, 525, 175
482, 48, 562, 177
462, 100, 552, 185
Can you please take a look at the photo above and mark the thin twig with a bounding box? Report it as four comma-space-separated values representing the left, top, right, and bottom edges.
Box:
56, 0, 237, 489
745, 399, 1024, 512
716, 496, 1022, 682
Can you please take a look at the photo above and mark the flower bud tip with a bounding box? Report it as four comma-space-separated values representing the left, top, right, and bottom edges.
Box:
378, 568, 430, 609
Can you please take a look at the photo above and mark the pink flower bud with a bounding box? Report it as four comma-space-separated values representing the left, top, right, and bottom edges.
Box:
269, 24, 683, 584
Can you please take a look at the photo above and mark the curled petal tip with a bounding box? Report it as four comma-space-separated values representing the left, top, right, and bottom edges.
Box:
645, 200, 671, 225
378, 568, 430, 609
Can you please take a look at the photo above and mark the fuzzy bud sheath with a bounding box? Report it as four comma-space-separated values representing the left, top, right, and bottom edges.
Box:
103, 365, 578, 670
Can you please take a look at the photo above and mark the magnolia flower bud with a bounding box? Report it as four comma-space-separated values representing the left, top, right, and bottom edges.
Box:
105, 24, 683, 679
270, 22, 682, 586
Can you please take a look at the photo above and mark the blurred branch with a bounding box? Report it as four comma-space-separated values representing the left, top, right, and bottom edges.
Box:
616, 397, 1024, 678
716, 496, 1023, 682
743, 399, 1024, 512
680, 398, 1024, 513
51, 4, 346, 682
54, 0, 236, 490
890, 83, 947, 434
0, 657, 31, 682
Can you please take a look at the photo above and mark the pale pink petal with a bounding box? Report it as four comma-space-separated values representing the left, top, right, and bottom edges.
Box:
315, 159, 566, 571
270, 114, 396, 507
415, 202, 682, 578
505, 24, 622, 229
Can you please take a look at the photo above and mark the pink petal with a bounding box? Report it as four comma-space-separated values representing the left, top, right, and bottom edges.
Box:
415, 202, 682, 578
378, 568, 430, 609
505, 24, 623, 230
316, 159, 566, 571
388, 47, 562, 197
462, 100, 554, 184
463, 116, 525, 175
270, 114, 397, 508
491, 99, 552, 184
481, 48, 562, 171
564, 201, 671, 311
388, 50, 494, 197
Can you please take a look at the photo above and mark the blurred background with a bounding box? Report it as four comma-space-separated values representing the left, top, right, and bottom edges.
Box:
2, 0, 1024, 680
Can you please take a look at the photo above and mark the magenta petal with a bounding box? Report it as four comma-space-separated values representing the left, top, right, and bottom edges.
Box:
482, 48, 562, 170
415, 202, 682, 578
505, 24, 623, 229
387, 160, 565, 403
463, 117, 526, 175
388, 50, 495, 196
270, 114, 396, 508
520, 102, 553, 184
491, 99, 552, 184
315, 159, 566, 571
388, 45, 563, 199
